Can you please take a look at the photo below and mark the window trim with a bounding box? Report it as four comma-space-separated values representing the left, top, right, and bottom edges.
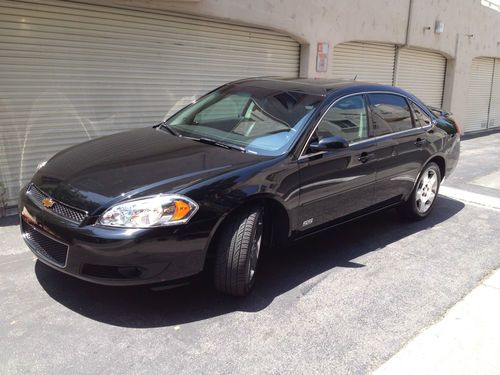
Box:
298, 90, 434, 160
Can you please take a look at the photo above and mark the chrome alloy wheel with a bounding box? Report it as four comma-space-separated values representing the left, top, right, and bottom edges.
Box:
415, 167, 438, 214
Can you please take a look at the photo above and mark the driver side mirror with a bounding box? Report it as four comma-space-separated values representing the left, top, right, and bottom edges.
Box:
309, 135, 349, 152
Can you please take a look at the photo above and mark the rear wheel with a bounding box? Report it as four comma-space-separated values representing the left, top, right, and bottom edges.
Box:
214, 207, 264, 296
399, 162, 441, 220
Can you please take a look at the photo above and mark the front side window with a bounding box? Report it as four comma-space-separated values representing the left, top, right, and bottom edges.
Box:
410, 102, 432, 127
164, 83, 323, 156
367, 94, 413, 136
315, 95, 369, 144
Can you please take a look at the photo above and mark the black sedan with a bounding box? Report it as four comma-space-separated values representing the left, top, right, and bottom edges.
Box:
19, 78, 460, 296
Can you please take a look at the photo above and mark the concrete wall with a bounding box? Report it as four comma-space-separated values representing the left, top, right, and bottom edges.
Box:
93, 0, 500, 124
405, 0, 500, 122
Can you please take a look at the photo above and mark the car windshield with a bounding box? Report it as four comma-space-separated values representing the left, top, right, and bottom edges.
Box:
162, 83, 324, 156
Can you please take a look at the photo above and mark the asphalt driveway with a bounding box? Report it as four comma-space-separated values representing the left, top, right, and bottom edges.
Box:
1, 133, 499, 374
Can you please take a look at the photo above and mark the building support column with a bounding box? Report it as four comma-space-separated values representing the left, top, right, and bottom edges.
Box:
299, 40, 332, 79
442, 34, 473, 124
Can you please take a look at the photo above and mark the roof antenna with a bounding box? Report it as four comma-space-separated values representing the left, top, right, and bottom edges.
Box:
353, 74, 358, 81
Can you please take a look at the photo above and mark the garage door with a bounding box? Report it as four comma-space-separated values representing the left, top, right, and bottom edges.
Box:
329, 43, 446, 108
463, 57, 495, 133
395, 48, 446, 108
489, 59, 500, 129
0, 0, 300, 206
329, 42, 396, 85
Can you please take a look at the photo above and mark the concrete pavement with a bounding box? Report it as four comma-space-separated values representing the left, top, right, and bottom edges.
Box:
373, 132, 500, 375
1, 132, 499, 374
374, 269, 500, 375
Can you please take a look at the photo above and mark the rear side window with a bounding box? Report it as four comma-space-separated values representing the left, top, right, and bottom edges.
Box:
367, 94, 413, 136
410, 102, 432, 127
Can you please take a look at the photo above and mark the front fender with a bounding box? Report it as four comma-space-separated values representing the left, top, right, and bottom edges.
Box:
201, 193, 292, 254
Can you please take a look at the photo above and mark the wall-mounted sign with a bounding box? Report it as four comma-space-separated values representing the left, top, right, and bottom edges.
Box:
435, 20, 445, 34
316, 42, 329, 72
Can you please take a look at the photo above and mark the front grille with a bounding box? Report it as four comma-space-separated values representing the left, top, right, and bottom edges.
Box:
22, 221, 69, 268
27, 184, 87, 224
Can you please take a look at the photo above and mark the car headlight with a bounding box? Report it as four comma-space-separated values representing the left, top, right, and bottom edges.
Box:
98, 195, 198, 228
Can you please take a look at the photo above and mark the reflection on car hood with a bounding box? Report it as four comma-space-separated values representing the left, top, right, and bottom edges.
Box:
32, 127, 265, 213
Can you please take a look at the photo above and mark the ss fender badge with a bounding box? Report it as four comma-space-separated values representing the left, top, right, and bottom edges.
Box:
302, 218, 314, 227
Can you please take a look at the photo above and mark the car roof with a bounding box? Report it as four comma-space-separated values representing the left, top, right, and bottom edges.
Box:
231, 77, 406, 97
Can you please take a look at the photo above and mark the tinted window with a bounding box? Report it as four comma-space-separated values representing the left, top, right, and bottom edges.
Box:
410, 102, 432, 127
368, 94, 413, 136
315, 95, 368, 144
194, 94, 250, 123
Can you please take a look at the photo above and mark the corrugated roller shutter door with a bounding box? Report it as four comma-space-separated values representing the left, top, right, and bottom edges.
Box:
395, 48, 446, 108
489, 59, 500, 129
0, 0, 300, 205
463, 57, 495, 133
329, 42, 396, 85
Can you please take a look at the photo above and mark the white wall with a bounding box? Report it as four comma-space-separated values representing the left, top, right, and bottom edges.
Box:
406, 0, 500, 122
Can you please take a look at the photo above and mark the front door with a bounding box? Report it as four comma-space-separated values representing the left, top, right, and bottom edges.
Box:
297, 94, 376, 231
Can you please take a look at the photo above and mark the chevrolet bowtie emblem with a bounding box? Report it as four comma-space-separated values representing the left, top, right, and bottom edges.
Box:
42, 197, 55, 209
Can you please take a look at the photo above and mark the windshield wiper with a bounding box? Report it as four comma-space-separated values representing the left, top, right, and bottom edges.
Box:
157, 122, 179, 136
157, 125, 246, 152
192, 137, 246, 153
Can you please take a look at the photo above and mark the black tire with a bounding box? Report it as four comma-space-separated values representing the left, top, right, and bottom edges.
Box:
398, 162, 441, 220
214, 207, 264, 296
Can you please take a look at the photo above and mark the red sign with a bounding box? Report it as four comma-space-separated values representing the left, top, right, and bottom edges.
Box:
316, 42, 329, 73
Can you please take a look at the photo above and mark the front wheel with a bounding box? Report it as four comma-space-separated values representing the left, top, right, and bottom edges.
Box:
214, 207, 264, 296
399, 162, 441, 220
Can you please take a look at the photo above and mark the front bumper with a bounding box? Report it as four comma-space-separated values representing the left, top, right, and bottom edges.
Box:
19, 186, 216, 286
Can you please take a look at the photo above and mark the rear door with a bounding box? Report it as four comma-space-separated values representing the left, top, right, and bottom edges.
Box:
297, 94, 376, 230
367, 93, 428, 204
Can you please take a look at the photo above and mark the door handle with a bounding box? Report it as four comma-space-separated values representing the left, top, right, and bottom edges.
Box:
414, 138, 427, 147
358, 152, 374, 163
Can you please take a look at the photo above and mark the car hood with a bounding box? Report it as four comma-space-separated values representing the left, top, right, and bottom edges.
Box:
32, 127, 266, 214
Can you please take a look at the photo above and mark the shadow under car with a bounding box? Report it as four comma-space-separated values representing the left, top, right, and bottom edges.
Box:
34, 196, 465, 328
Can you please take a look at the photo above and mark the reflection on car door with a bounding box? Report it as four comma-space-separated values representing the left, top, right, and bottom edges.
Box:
367, 93, 429, 204
297, 94, 376, 230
